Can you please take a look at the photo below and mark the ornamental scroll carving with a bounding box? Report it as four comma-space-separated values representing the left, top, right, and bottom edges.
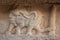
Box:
8, 9, 49, 35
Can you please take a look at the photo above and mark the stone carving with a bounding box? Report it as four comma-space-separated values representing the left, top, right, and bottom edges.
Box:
8, 9, 49, 35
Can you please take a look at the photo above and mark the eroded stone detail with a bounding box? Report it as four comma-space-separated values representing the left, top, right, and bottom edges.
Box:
0, 20, 9, 34
8, 9, 49, 35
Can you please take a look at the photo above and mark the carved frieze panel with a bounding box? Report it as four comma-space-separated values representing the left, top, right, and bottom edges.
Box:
7, 9, 50, 35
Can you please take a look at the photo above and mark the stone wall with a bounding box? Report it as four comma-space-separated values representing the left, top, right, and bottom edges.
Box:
0, 0, 60, 40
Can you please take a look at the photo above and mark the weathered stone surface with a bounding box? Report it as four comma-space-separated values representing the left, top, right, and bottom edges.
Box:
0, 12, 9, 34
48, 0, 60, 3
0, 20, 9, 34
53, 5, 60, 38
7, 9, 49, 36
0, 1, 60, 40
0, 7, 54, 40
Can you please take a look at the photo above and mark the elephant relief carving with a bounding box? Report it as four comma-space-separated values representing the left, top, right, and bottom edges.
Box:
8, 9, 48, 35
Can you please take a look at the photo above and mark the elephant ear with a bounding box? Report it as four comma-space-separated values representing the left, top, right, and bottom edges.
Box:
19, 10, 31, 19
